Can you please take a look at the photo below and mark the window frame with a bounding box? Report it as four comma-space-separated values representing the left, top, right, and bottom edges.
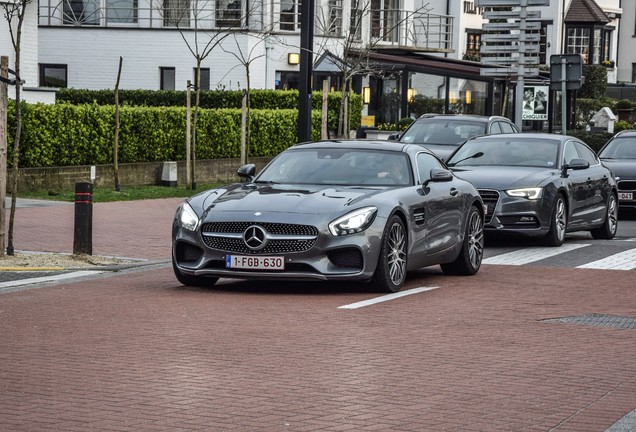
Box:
39, 63, 68, 88
160, 66, 176, 90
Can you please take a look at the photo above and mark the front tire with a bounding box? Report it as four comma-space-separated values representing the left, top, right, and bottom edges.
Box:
591, 193, 618, 239
544, 194, 567, 247
172, 257, 219, 287
369, 215, 407, 293
441, 206, 484, 275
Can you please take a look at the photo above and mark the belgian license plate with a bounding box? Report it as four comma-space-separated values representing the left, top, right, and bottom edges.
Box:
225, 255, 285, 270
619, 192, 633, 201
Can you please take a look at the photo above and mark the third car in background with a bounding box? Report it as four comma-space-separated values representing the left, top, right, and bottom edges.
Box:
598, 129, 636, 211
393, 114, 519, 161
446, 133, 618, 246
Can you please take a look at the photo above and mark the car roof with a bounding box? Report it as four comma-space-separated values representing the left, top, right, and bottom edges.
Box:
292, 139, 435, 154
415, 114, 512, 123
467, 132, 573, 143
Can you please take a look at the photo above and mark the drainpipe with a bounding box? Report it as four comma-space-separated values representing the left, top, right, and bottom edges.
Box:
265, 36, 272, 90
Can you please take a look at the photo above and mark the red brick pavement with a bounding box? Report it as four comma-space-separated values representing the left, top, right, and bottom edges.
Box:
8, 198, 182, 259
0, 260, 635, 431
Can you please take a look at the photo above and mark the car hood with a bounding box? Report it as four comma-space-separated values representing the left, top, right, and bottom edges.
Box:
601, 159, 636, 180
188, 182, 388, 218
450, 166, 556, 189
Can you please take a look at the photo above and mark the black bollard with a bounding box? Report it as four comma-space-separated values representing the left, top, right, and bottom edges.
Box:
73, 182, 93, 255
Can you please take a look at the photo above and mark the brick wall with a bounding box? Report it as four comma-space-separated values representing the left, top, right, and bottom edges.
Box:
11, 158, 272, 193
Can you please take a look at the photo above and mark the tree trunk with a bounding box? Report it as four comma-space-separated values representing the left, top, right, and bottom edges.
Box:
0, 56, 8, 257
113, 56, 123, 191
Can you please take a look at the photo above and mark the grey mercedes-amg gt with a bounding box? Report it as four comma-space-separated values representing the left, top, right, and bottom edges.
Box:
172, 140, 485, 292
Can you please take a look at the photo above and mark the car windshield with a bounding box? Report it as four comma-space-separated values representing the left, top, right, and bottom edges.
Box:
255, 148, 412, 186
447, 137, 559, 168
399, 119, 487, 146
599, 137, 636, 159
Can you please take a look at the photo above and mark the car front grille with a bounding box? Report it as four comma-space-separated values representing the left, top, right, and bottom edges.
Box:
477, 189, 500, 224
617, 180, 636, 191
201, 222, 319, 254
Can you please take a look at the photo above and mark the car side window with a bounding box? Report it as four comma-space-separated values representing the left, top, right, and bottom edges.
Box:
499, 122, 516, 133
563, 141, 580, 165
489, 122, 502, 134
574, 142, 599, 166
416, 152, 445, 183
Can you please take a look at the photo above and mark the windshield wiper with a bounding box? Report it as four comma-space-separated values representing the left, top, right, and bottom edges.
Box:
447, 151, 484, 167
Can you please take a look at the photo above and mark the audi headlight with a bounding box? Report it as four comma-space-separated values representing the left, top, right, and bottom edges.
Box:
506, 187, 543, 200
177, 202, 199, 231
329, 207, 377, 236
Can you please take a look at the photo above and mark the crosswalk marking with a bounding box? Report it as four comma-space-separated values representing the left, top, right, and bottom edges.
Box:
577, 249, 636, 270
482, 244, 590, 266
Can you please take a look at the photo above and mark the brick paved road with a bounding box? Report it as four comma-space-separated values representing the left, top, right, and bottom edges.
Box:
1, 264, 635, 431
1, 198, 635, 431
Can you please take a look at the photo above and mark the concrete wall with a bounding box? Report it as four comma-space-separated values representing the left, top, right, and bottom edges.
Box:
11, 158, 272, 193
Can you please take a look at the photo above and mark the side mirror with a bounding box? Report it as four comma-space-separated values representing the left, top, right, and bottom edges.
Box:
237, 163, 256, 182
562, 158, 589, 175
423, 168, 453, 187
387, 133, 400, 141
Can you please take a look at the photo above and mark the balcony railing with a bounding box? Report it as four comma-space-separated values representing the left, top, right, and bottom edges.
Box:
38, 0, 251, 29
370, 9, 453, 52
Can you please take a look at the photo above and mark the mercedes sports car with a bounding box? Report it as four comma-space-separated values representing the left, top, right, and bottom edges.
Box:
172, 140, 485, 292
446, 133, 618, 247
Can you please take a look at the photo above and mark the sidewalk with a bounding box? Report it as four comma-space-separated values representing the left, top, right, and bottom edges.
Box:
1, 197, 182, 286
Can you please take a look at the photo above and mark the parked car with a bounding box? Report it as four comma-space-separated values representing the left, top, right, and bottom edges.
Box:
446, 133, 618, 246
598, 130, 636, 210
172, 140, 485, 292
391, 114, 520, 161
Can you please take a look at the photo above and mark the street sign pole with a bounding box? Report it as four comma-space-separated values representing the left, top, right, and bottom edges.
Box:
561, 58, 567, 134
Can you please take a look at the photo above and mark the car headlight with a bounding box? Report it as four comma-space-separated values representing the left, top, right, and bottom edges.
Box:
329, 207, 377, 236
505, 187, 543, 200
177, 202, 199, 231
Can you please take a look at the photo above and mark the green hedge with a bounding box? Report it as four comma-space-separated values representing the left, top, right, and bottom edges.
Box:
8, 103, 339, 168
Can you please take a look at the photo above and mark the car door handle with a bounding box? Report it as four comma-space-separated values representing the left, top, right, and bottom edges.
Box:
450, 188, 459, 196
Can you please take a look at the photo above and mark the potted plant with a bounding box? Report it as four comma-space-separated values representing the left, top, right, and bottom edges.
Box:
615, 99, 633, 122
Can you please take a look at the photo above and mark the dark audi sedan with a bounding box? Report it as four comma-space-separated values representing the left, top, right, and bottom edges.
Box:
173, 140, 485, 292
598, 129, 636, 210
446, 133, 618, 246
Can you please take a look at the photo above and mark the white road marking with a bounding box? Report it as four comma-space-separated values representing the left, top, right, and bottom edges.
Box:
338, 286, 440, 309
482, 244, 590, 266
577, 248, 636, 270
0, 270, 104, 291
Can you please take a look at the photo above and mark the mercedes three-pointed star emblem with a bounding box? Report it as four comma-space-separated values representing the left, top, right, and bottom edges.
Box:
243, 225, 267, 251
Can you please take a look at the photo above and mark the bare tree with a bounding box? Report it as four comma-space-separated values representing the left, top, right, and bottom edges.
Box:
313, 0, 432, 137
1, 0, 31, 255
152, 0, 232, 189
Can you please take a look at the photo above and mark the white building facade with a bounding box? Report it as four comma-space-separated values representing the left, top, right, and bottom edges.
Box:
37, 0, 455, 91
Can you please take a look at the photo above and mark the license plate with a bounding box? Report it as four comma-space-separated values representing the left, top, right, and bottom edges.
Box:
225, 255, 285, 270
619, 192, 633, 201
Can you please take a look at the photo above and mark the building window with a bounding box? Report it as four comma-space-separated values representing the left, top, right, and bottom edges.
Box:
215, 0, 242, 27
194, 68, 210, 90
280, 0, 300, 31
275, 71, 299, 90
106, 0, 138, 23
566, 25, 613, 65
464, 29, 481, 60
327, 0, 342, 36
63, 0, 100, 25
349, 1, 362, 40
163, 0, 190, 27
160, 67, 176, 90
566, 27, 590, 63
371, 0, 399, 42
39, 64, 68, 88
632, 64, 636, 83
